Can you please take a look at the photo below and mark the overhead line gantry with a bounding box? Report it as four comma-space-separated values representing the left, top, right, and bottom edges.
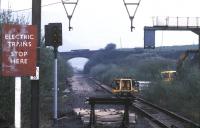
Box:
144, 16, 200, 66
145, 17, 200, 47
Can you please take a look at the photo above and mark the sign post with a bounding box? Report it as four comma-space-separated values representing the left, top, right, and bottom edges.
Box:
31, 0, 41, 127
54, 47, 58, 123
1, 24, 37, 128
15, 77, 21, 128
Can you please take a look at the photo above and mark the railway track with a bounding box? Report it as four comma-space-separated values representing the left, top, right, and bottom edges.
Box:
90, 77, 200, 128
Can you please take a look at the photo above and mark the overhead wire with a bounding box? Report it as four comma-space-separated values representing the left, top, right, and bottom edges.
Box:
8, 1, 62, 12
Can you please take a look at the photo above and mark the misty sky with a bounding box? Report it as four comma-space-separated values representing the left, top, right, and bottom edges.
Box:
1, 0, 200, 52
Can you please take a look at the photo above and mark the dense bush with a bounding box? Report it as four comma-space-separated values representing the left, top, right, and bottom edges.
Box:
135, 57, 175, 80
89, 64, 133, 84
86, 48, 175, 84
0, 77, 14, 124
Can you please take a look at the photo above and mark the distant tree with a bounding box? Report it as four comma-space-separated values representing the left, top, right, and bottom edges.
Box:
105, 43, 116, 50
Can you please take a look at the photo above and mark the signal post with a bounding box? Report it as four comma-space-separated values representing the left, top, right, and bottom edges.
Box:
45, 23, 62, 125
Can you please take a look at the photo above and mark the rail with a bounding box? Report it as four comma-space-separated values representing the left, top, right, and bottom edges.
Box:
137, 98, 200, 128
89, 77, 200, 128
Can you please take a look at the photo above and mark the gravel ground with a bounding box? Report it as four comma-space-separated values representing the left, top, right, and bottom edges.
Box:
57, 74, 154, 128
57, 74, 112, 128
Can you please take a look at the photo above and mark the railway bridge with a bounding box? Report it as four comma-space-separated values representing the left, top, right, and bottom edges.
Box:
59, 48, 145, 61
59, 49, 99, 60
